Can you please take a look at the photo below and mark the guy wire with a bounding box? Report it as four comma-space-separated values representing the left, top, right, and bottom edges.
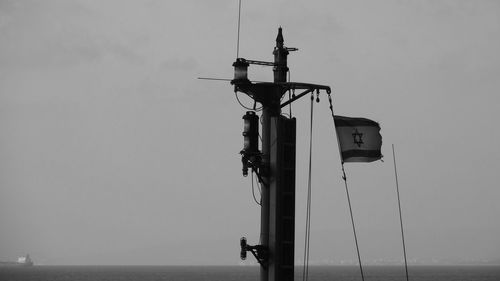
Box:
393, 144, 410, 281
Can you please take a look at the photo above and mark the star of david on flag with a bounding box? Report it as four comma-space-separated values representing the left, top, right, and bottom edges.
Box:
334, 115, 382, 163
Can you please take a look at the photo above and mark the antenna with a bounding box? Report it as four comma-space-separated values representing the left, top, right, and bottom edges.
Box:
236, 0, 242, 58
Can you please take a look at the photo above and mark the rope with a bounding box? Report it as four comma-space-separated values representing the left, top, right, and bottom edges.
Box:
392, 144, 409, 281
327, 93, 365, 281
302, 93, 314, 281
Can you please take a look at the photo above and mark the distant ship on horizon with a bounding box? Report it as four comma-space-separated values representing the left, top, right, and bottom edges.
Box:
0, 254, 34, 267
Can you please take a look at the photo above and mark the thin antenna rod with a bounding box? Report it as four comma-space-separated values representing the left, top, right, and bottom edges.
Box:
198, 77, 268, 83
236, 0, 242, 58
198, 77, 232, 81
392, 144, 409, 281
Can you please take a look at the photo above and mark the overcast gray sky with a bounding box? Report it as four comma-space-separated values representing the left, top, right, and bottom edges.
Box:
1, 0, 499, 266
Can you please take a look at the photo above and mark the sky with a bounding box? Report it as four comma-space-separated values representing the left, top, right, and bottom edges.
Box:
0, 0, 499, 266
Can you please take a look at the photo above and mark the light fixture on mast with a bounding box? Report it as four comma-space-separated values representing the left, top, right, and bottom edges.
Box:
241, 111, 261, 177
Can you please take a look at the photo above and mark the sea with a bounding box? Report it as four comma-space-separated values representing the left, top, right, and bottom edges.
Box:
0, 265, 499, 281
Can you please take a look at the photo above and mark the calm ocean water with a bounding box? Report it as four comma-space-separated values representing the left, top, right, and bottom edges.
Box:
0, 265, 499, 281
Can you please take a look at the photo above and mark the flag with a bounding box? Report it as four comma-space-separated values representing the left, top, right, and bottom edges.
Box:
334, 115, 382, 163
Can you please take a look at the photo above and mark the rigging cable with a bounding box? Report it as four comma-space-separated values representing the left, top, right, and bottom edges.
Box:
302, 92, 314, 281
235, 92, 263, 111
254, 170, 262, 195
392, 144, 410, 281
251, 170, 261, 206
326, 92, 365, 281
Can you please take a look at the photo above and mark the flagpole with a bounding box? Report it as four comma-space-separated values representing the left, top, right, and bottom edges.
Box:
392, 144, 409, 281
326, 93, 365, 281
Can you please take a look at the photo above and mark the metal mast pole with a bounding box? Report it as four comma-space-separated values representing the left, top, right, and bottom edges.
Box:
259, 27, 289, 281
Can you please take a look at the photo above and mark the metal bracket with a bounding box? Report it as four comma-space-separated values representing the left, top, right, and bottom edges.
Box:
241, 152, 261, 175
279, 83, 331, 108
240, 237, 268, 267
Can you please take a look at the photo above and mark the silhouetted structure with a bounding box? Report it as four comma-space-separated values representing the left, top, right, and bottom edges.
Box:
233, 28, 330, 281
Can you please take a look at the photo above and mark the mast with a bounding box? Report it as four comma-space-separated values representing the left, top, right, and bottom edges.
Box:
233, 28, 330, 281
